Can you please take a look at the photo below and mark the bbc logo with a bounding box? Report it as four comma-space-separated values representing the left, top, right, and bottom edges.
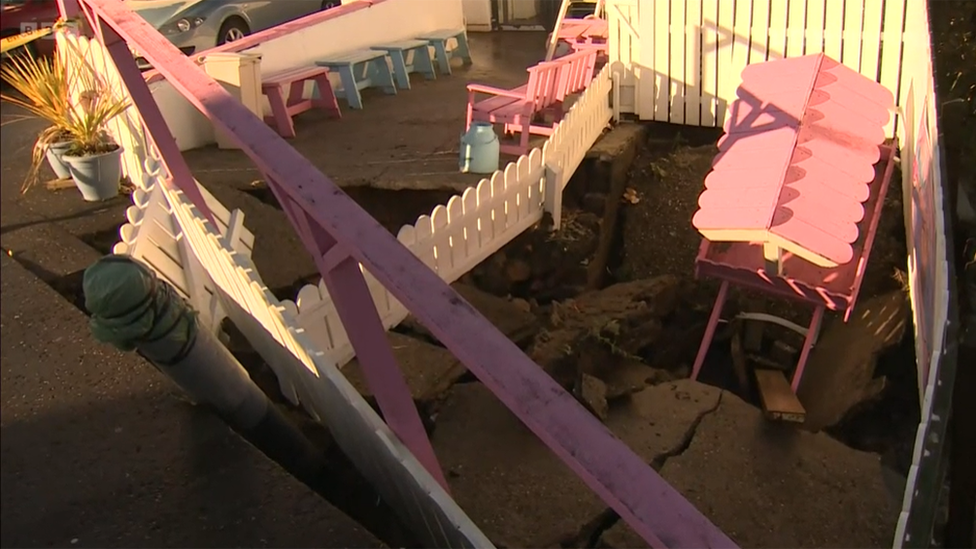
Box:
20, 22, 56, 39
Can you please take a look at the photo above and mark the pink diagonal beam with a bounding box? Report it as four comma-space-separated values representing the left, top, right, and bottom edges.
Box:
80, 0, 737, 546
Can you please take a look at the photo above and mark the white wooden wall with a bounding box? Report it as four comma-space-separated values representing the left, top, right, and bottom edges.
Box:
608, 0, 911, 137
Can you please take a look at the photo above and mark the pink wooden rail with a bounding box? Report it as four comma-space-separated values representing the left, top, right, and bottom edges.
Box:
59, 1, 737, 546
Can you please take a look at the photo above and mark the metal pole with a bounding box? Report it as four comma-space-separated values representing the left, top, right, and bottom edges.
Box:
82, 254, 328, 486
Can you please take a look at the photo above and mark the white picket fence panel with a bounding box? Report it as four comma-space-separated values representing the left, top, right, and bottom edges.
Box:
55, 30, 257, 332
285, 63, 613, 368
607, 0, 910, 136
543, 62, 615, 227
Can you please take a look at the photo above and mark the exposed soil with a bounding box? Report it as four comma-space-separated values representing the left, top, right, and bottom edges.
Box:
610, 121, 918, 472
245, 181, 456, 235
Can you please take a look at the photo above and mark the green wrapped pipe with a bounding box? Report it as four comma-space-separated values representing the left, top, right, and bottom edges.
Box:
83, 255, 197, 365
82, 254, 331, 488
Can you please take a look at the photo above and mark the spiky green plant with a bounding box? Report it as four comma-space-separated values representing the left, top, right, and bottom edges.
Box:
1, 44, 129, 193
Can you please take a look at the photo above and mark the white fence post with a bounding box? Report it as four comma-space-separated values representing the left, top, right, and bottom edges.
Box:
545, 163, 565, 229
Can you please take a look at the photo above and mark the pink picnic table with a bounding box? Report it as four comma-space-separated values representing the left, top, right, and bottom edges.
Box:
689, 54, 897, 393
556, 17, 608, 55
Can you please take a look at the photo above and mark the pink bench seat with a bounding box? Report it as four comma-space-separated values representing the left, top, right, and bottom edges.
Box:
261, 65, 341, 138
464, 50, 598, 156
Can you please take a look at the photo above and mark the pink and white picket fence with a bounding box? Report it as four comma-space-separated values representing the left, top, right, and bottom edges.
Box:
284, 63, 613, 367
61, 8, 614, 371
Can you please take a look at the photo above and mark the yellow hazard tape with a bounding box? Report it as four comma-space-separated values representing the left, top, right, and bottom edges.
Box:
0, 27, 54, 55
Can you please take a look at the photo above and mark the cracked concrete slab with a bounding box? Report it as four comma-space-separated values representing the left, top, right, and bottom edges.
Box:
429, 380, 725, 547
605, 380, 722, 465
343, 332, 466, 404
602, 390, 900, 548
430, 383, 605, 547
402, 283, 540, 346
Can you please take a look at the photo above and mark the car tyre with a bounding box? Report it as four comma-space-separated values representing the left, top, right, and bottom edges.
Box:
216, 18, 250, 46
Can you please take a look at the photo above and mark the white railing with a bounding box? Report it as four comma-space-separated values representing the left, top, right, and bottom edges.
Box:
285, 63, 613, 368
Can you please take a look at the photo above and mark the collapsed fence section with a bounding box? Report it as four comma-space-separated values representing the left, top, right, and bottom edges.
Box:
60, 0, 732, 547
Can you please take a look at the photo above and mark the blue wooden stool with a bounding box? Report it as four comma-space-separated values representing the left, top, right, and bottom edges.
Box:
315, 49, 397, 110
371, 39, 437, 90
415, 28, 472, 76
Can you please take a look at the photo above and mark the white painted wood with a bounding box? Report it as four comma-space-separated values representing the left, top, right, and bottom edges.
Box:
684, 0, 702, 125
608, 0, 909, 136
767, 0, 788, 60
859, 0, 884, 81
784, 0, 807, 58
823, 0, 844, 62
714, 0, 735, 125
669, 0, 687, 124
748, 0, 770, 66
699, 0, 719, 127
841, 0, 865, 73
805, 0, 826, 55
607, 0, 639, 114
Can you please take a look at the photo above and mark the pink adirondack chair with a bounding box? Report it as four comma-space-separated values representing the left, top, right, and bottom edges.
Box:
542, 49, 599, 134
465, 50, 598, 155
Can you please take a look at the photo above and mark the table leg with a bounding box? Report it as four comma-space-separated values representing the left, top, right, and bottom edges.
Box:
790, 305, 825, 393
387, 49, 411, 90
691, 280, 730, 381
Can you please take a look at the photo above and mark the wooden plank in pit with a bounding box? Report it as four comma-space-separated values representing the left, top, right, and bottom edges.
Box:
755, 369, 806, 423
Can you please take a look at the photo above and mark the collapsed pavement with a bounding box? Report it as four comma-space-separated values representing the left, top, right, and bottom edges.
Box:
327, 268, 903, 548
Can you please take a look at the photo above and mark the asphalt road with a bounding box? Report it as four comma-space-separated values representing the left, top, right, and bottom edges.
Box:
0, 102, 383, 548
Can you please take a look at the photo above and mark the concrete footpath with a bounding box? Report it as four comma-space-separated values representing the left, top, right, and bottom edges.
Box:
0, 253, 383, 548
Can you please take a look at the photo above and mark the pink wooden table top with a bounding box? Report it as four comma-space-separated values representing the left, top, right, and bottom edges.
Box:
696, 142, 896, 315
556, 18, 608, 41
691, 54, 895, 268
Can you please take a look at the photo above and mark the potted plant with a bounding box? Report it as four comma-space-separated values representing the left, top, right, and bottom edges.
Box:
59, 81, 129, 201
0, 47, 75, 189
1, 45, 129, 201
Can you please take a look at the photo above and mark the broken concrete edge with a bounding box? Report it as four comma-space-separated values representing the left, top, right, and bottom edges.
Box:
583, 123, 648, 290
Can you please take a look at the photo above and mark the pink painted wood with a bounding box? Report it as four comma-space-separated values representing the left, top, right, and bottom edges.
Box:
79, 1, 738, 546
262, 66, 341, 138
556, 18, 608, 43
465, 50, 597, 153
691, 143, 897, 390
692, 54, 895, 267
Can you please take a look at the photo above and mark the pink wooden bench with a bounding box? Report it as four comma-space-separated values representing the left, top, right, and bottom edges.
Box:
464, 50, 598, 155
261, 66, 341, 138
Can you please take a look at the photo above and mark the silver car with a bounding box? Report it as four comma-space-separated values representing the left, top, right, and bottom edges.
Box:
130, 0, 338, 63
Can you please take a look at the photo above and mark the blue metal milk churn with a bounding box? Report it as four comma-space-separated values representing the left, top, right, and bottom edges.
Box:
459, 122, 500, 174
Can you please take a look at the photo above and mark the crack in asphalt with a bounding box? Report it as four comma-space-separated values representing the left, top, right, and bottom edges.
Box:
650, 390, 724, 471
585, 390, 726, 548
